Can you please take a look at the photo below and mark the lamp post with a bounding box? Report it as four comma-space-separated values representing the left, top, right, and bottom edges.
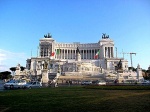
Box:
115, 47, 117, 58
33, 60, 37, 81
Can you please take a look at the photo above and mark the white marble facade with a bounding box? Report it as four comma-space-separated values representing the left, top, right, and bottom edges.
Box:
24, 33, 143, 82
31, 33, 128, 71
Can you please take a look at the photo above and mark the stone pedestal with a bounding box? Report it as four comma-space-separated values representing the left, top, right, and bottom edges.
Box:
117, 73, 124, 83
76, 53, 81, 61
117, 69, 123, 73
42, 69, 48, 83
77, 64, 81, 72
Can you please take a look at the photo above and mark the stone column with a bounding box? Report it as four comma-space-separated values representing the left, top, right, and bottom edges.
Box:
110, 47, 111, 58
111, 47, 114, 57
68, 49, 69, 59
63, 49, 65, 59
71, 49, 72, 59
59, 49, 62, 59
82, 50, 84, 59
91, 49, 92, 59
69, 49, 70, 59
110, 47, 112, 58
94, 49, 95, 59
67, 49, 68, 60
72, 50, 74, 59
87, 50, 88, 59
103, 47, 105, 58
42, 47, 44, 57
80, 50, 82, 59
108, 47, 109, 58
88, 50, 90, 59
93, 49, 95, 59
86, 50, 87, 59
62, 49, 63, 59
89, 49, 91, 59
105, 47, 107, 58
75, 49, 76, 59
71, 49, 73, 59
70, 49, 71, 59
69, 49, 71, 59
68, 49, 70, 59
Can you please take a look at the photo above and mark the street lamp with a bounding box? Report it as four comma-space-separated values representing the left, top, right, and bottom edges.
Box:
115, 47, 117, 58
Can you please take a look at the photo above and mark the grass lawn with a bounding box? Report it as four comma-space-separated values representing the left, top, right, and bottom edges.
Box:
0, 86, 150, 112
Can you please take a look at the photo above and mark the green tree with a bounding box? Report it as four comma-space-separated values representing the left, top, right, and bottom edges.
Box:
0, 71, 12, 80
142, 69, 146, 73
145, 70, 150, 80
20, 66, 25, 71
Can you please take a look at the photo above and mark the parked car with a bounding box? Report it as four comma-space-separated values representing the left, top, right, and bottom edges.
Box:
92, 80, 99, 84
96, 80, 106, 85
24, 81, 42, 89
4, 80, 27, 89
81, 81, 92, 85
142, 80, 150, 85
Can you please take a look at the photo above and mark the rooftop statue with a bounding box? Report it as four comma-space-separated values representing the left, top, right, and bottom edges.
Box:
76, 46, 80, 54
117, 59, 122, 69
44, 35, 47, 38
44, 33, 52, 38
47, 33, 52, 38
102, 33, 109, 39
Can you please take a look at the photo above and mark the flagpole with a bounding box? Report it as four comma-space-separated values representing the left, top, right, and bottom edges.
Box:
58, 45, 61, 74
99, 49, 101, 73
94, 50, 100, 70
49, 51, 51, 73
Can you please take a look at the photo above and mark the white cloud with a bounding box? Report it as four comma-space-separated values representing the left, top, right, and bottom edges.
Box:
0, 53, 6, 62
0, 49, 28, 72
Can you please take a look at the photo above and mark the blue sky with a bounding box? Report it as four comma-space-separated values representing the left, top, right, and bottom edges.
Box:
0, 0, 150, 71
